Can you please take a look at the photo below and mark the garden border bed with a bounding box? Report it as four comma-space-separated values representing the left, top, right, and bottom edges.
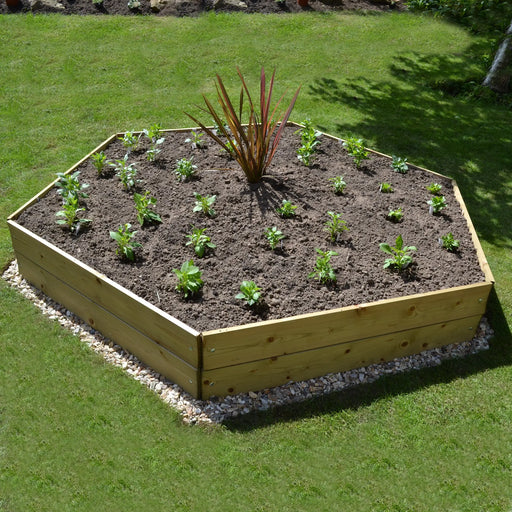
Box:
7, 125, 494, 399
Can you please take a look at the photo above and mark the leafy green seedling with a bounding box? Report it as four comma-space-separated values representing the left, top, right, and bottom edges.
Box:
296, 119, 322, 146
428, 195, 447, 214
110, 155, 138, 191
185, 130, 206, 149
119, 131, 140, 151
185, 227, 216, 258
329, 176, 347, 194
387, 207, 403, 223
133, 191, 162, 226
146, 138, 165, 162
91, 151, 110, 176
55, 171, 89, 202
193, 193, 216, 217
175, 158, 197, 182
236, 281, 262, 307
56, 195, 91, 233
110, 223, 141, 262
173, 260, 204, 298
276, 199, 297, 218
265, 227, 285, 250
391, 155, 409, 174
143, 123, 163, 142
324, 212, 349, 242
308, 249, 338, 284
379, 235, 416, 272
440, 232, 460, 252
297, 140, 320, 166
427, 182, 442, 195
343, 137, 370, 169
379, 182, 393, 193
127, 0, 140, 8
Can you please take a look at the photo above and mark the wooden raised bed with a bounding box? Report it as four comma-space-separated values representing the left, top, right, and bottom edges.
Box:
7, 129, 494, 400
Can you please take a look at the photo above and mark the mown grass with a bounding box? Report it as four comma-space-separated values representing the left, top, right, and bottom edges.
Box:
1, 11, 512, 511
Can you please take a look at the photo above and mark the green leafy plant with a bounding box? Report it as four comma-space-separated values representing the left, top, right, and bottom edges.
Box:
118, 131, 140, 151
276, 199, 297, 218
193, 193, 216, 217
379, 182, 393, 193
55, 171, 89, 202
264, 226, 285, 250
185, 227, 216, 258
185, 67, 301, 183
343, 137, 370, 169
109, 223, 141, 262
428, 195, 447, 214
235, 281, 262, 307
185, 130, 206, 149
329, 176, 347, 194
324, 211, 349, 242
110, 155, 138, 191
133, 191, 162, 226
296, 119, 321, 166
127, 0, 140, 8
174, 158, 197, 182
308, 249, 338, 284
173, 260, 204, 298
440, 232, 460, 252
427, 182, 443, 195
297, 141, 321, 166
143, 123, 163, 142
391, 155, 409, 173
146, 138, 164, 162
379, 234, 416, 272
387, 207, 403, 223
91, 151, 110, 176
55, 195, 91, 233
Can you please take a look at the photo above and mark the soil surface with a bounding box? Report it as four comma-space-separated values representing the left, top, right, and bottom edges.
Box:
1, 0, 404, 17
17, 125, 485, 332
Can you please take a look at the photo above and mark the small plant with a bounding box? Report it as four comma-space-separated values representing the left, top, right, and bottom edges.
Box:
343, 137, 370, 169
264, 227, 285, 250
387, 207, 403, 223
324, 211, 349, 242
296, 119, 321, 166
329, 176, 347, 195
173, 260, 204, 298
440, 232, 460, 252
174, 158, 197, 182
55, 171, 89, 202
127, 0, 140, 8
193, 193, 216, 217
133, 191, 162, 226
427, 182, 443, 195
235, 281, 262, 307
391, 155, 409, 174
276, 199, 297, 218
110, 155, 138, 191
91, 151, 110, 176
185, 227, 216, 258
143, 123, 163, 142
185, 130, 206, 149
308, 249, 338, 284
110, 223, 141, 262
146, 138, 164, 162
379, 234, 416, 273
297, 141, 320, 166
379, 182, 393, 193
118, 131, 140, 152
56, 195, 91, 233
428, 195, 447, 214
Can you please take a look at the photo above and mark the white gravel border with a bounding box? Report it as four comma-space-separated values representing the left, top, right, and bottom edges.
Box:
3, 259, 493, 425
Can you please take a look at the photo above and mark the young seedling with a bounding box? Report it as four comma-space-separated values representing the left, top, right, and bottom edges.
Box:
343, 137, 370, 169
329, 176, 347, 195
143, 123, 163, 142
296, 119, 321, 146
379, 234, 416, 272
193, 193, 216, 217
55, 171, 89, 203
55, 195, 91, 233
379, 182, 393, 193
133, 191, 162, 226
387, 207, 403, 223
118, 131, 140, 152
173, 260, 204, 298
110, 223, 141, 262
427, 195, 447, 214
174, 158, 197, 182
185, 227, 216, 258
127, 0, 140, 8
146, 138, 164, 162
276, 199, 297, 218
297, 140, 321, 166
308, 249, 338, 284
391, 155, 409, 174
427, 182, 443, 195
235, 281, 262, 307
91, 151, 110, 176
324, 211, 349, 243
110, 155, 138, 191
264, 227, 285, 250
185, 130, 206, 149
440, 232, 460, 252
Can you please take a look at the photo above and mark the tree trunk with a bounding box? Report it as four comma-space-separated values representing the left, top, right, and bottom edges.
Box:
482, 19, 512, 94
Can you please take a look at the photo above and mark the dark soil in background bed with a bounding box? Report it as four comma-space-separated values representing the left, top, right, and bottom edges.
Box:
17, 126, 485, 332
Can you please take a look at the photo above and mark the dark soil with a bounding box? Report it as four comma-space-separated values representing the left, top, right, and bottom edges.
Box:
17, 125, 485, 332
1, 0, 405, 17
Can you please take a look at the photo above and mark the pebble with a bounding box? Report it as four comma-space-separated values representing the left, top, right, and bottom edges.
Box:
2, 260, 494, 426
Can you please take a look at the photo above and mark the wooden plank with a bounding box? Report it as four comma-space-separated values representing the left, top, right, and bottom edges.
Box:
16, 253, 200, 397
201, 315, 482, 398
9, 221, 201, 367
201, 281, 492, 370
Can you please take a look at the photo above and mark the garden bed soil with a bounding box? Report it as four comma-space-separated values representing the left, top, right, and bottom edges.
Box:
16, 125, 486, 333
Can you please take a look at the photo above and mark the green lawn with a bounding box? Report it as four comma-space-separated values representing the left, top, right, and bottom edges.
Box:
1, 11, 512, 511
